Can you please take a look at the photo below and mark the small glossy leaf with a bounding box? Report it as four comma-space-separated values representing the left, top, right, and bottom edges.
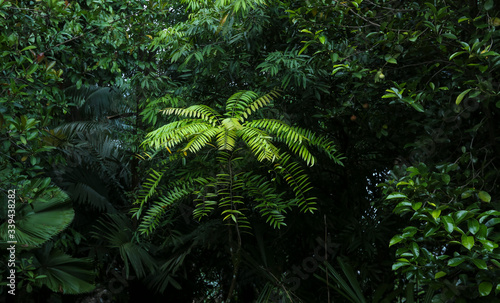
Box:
450, 51, 466, 60
402, 226, 418, 238
461, 234, 474, 250
411, 242, 420, 258
441, 216, 455, 233
434, 271, 446, 279
468, 218, 480, 234
389, 235, 403, 247
442, 33, 457, 39
21, 45, 37, 51
387, 58, 397, 64
385, 54, 397, 64
386, 193, 407, 199
448, 257, 465, 266
476, 224, 488, 240
456, 89, 471, 105
410, 102, 424, 112
461, 191, 473, 199
412, 202, 422, 211
485, 218, 500, 227
472, 259, 487, 270
431, 209, 441, 219
392, 261, 410, 270
491, 259, 500, 268
454, 210, 469, 224
480, 240, 498, 251
478, 191, 491, 202
479, 282, 492, 296
424, 225, 439, 237
484, 0, 494, 10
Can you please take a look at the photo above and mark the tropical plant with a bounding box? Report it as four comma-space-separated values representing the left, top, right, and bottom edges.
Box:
381, 163, 500, 301
312, 258, 435, 303
3, 0, 500, 301
0, 179, 96, 297
28, 242, 96, 295
134, 89, 343, 301
136, 89, 343, 231
0, 179, 74, 248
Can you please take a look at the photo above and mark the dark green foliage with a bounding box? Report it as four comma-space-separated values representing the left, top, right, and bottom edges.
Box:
2, 0, 500, 301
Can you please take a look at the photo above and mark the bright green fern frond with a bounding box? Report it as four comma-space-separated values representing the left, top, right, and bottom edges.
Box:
143, 119, 214, 150
138, 177, 211, 235
225, 90, 280, 122
225, 90, 259, 120
217, 172, 250, 229
274, 154, 317, 213
183, 127, 220, 153
246, 119, 317, 165
243, 173, 290, 229
216, 127, 238, 151
160, 104, 222, 126
239, 126, 280, 162
240, 89, 280, 121
134, 168, 167, 219
247, 119, 343, 166
139, 186, 193, 235
289, 127, 344, 166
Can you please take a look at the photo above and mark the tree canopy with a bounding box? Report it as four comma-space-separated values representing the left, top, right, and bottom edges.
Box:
1, 0, 500, 302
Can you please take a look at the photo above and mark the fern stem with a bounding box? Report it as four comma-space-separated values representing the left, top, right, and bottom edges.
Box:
225, 151, 242, 302
226, 225, 241, 302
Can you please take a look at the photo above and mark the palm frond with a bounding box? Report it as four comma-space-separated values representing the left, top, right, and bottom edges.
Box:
62, 167, 116, 213
66, 85, 128, 120
254, 277, 296, 303
315, 260, 367, 303
51, 121, 111, 140
91, 214, 158, 278
33, 243, 95, 294
144, 268, 182, 293
0, 182, 74, 248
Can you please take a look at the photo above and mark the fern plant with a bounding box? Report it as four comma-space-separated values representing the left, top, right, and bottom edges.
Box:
135, 89, 345, 301
136, 90, 343, 232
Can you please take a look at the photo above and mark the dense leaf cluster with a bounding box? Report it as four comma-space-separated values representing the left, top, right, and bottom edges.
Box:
1, 0, 500, 302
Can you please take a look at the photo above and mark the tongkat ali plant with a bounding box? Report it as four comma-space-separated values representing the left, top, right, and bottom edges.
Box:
133, 90, 343, 301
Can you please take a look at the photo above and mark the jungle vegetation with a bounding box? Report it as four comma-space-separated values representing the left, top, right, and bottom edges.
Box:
1, 0, 500, 302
